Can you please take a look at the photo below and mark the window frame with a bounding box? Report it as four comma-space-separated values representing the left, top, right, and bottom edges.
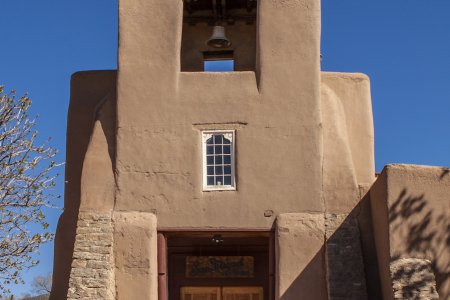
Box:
202, 130, 236, 191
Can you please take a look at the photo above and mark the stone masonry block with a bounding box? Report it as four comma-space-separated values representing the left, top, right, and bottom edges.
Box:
325, 213, 368, 300
390, 258, 439, 300
67, 211, 115, 300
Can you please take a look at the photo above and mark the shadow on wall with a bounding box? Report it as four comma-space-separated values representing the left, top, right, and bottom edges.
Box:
389, 188, 450, 298
279, 245, 327, 300
280, 194, 383, 300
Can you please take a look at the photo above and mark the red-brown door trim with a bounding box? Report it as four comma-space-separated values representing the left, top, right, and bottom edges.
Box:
158, 233, 168, 300
269, 232, 275, 300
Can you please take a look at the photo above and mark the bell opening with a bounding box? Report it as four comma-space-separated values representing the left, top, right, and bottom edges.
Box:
181, 0, 257, 72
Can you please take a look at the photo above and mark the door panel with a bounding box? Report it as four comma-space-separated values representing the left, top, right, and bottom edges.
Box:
222, 287, 263, 300
181, 287, 263, 300
181, 287, 221, 300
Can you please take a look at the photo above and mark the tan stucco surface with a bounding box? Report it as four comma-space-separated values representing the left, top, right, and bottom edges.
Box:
321, 73, 374, 185
321, 72, 375, 213
276, 213, 327, 299
114, 212, 158, 300
369, 170, 393, 300
79, 94, 116, 212
115, 0, 323, 229
371, 164, 450, 299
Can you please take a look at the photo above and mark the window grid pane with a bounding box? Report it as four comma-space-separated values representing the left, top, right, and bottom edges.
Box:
205, 133, 232, 187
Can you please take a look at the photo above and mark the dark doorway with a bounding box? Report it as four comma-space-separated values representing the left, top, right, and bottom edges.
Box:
165, 232, 271, 300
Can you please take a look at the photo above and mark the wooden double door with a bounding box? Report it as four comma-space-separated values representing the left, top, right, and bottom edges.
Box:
181, 286, 263, 300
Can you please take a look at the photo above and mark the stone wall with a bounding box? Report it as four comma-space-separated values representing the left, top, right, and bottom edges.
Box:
67, 212, 115, 300
390, 258, 439, 300
325, 214, 368, 300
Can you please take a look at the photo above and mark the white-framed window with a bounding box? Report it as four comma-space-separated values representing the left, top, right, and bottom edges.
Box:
202, 130, 236, 191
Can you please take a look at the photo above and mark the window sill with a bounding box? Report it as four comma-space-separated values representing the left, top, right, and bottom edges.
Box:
203, 186, 236, 192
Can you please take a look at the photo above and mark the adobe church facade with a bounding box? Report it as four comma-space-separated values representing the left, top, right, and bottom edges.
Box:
50, 0, 450, 299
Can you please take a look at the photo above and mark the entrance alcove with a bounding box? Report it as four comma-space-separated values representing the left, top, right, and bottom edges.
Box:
162, 232, 272, 300
181, 0, 257, 72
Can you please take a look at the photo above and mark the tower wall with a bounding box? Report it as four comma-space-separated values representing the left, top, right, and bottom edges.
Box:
116, 0, 323, 229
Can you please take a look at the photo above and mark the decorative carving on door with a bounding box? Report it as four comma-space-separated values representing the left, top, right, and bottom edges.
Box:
223, 287, 263, 300
186, 256, 254, 278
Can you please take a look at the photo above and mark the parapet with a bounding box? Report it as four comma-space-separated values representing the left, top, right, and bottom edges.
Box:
370, 164, 450, 299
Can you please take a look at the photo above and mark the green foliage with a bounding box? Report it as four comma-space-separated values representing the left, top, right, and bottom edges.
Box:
0, 86, 60, 295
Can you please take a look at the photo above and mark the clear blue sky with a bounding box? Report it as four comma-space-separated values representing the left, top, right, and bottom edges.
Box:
1, 0, 449, 296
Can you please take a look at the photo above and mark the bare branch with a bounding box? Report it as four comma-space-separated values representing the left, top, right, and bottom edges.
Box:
0, 86, 61, 294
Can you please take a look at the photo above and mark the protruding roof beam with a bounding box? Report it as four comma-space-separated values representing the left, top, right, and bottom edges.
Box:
246, 0, 253, 13
212, 0, 218, 20
221, 0, 227, 20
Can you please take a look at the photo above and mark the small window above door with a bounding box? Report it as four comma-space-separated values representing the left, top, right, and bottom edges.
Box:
202, 130, 236, 191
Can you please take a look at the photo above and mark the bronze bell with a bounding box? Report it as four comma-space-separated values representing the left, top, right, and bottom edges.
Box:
207, 25, 231, 48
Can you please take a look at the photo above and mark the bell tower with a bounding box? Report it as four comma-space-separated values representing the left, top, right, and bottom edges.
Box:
116, 0, 323, 223
115, 0, 323, 298
112, 0, 324, 298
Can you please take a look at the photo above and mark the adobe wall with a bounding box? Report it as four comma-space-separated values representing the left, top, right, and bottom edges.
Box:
50, 71, 117, 300
370, 164, 450, 299
115, 0, 323, 229
321, 72, 375, 213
